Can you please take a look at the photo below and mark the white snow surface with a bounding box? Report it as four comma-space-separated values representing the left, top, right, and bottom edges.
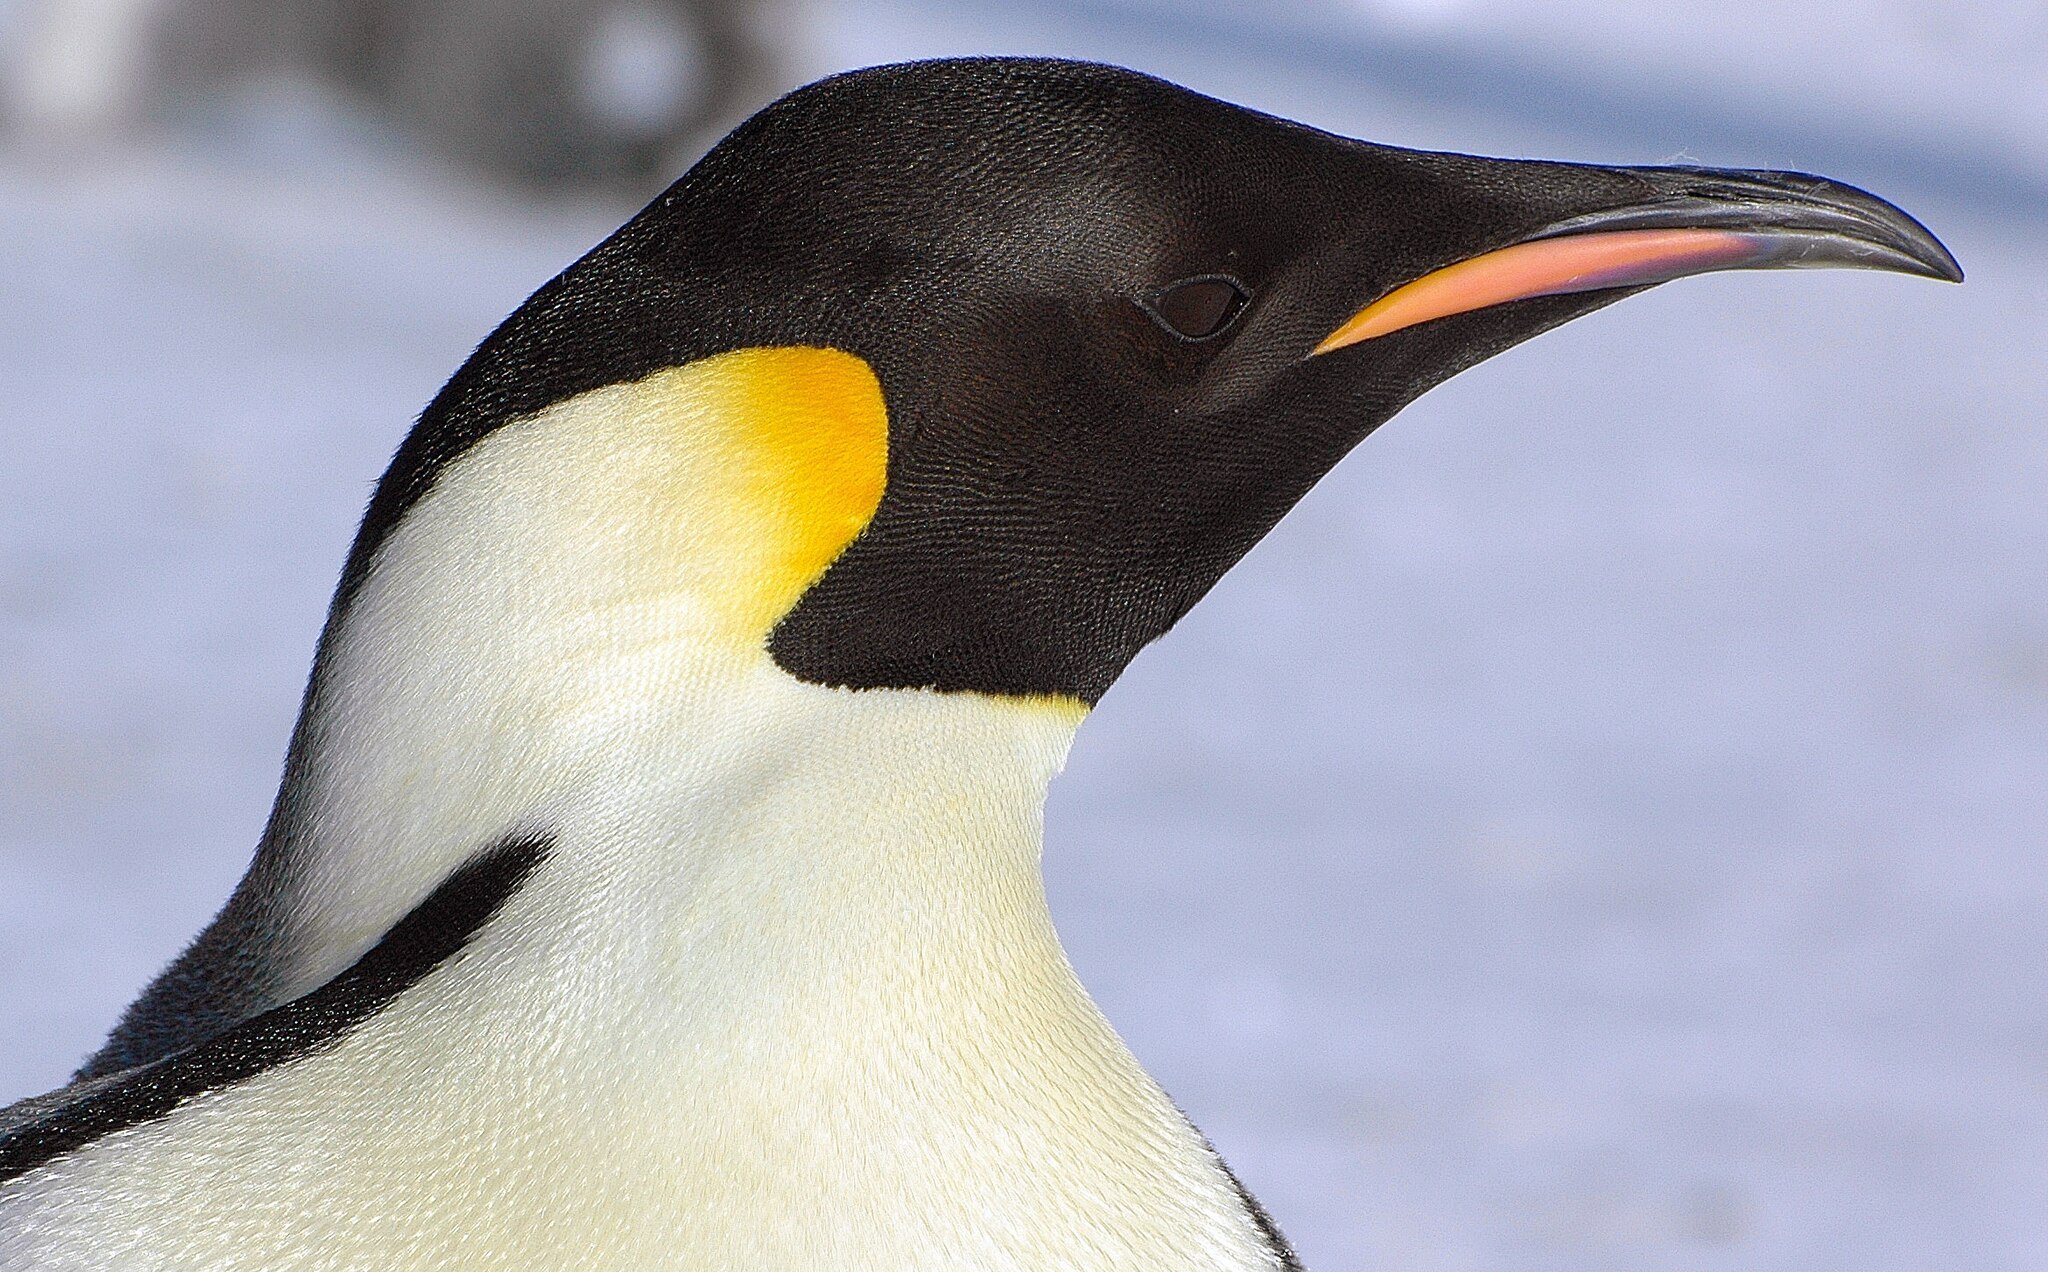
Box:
3, 2, 2046, 1268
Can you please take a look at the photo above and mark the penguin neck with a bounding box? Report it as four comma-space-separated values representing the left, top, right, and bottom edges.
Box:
298, 563, 1115, 1093
156, 660, 1284, 1263
281, 491, 1286, 1259
271, 347, 1104, 1005
251, 341, 1149, 1117
570, 671, 1094, 1031
87, 350, 1287, 1263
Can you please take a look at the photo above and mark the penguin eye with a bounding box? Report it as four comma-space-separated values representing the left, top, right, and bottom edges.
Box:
1146, 275, 1250, 341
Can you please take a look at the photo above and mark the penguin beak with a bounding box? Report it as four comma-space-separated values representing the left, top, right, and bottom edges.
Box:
1314, 168, 1963, 354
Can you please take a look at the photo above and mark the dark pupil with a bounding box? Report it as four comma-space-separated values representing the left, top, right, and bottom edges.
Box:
1155, 278, 1245, 339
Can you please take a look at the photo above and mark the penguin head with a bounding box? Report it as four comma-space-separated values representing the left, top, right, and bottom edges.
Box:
360, 57, 1958, 709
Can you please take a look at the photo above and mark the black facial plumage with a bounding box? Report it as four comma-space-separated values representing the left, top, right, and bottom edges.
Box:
340, 56, 1956, 705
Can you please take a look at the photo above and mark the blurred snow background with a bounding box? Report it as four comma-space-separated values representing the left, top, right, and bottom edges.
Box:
1, 1, 2043, 1267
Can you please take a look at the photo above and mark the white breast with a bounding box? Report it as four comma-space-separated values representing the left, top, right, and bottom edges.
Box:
1, 674, 1282, 1268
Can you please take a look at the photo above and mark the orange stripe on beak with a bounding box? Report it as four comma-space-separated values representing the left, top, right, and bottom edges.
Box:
1313, 227, 1770, 354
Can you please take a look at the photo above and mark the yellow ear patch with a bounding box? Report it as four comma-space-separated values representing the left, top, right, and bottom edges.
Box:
709, 346, 890, 629
444, 346, 888, 653
595, 345, 888, 641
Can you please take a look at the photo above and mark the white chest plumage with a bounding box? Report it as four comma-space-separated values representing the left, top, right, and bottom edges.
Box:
0, 350, 1285, 1269
3, 681, 1278, 1269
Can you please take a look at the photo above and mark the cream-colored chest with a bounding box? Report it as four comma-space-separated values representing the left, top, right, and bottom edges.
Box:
5, 688, 1280, 1270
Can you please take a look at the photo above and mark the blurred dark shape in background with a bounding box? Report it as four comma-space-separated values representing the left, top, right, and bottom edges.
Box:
0, 0, 794, 189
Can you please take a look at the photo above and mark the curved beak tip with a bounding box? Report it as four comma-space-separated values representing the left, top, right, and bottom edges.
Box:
1918, 239, 1966, 284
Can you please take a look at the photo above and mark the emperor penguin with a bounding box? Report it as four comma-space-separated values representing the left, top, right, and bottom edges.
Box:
0, 57, 1957, 1269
